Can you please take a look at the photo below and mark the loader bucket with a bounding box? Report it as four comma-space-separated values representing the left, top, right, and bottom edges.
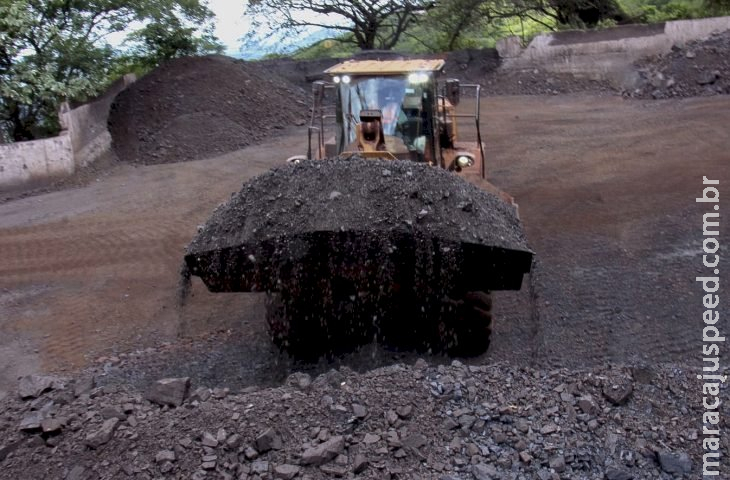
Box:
184, 157, 533, 298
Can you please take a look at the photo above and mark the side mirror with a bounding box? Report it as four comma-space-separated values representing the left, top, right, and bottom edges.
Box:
445, 79, 460, 106
312, 81, 326, 109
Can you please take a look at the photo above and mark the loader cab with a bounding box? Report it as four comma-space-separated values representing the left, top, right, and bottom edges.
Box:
331, 73, 437, 162
302, 58, 487, 179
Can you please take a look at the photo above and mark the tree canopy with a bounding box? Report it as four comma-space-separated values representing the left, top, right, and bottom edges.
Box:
0, 0, 222, 142
250, 0, 730, 58
246, 0, 436, 51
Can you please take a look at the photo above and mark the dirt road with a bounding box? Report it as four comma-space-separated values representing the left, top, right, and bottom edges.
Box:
1, 95, 728, 398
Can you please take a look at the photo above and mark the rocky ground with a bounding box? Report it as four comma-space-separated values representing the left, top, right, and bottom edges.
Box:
1, 358, 721, 480
480, 70, 617, 97
632, 29, 730, 99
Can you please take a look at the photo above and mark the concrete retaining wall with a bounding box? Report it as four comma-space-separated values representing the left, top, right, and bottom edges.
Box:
0, 73, 136, 191
500, 15, 730, 82
0, 134, 74, 188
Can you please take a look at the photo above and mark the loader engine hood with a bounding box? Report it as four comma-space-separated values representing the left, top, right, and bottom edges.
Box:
184, 157, 533, 296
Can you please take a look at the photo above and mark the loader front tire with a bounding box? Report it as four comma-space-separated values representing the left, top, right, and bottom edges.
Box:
439, 291, 493, 357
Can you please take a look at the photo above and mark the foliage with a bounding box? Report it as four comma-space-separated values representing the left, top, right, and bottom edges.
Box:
545, 0, 629, 27
126, 15, 223, 69
253, 0, 635, 58
271, 0, 561, 55
616, 0, 729, 21
271, 0, 727, 60
705, 0, 730, 14
246, 0, 436, 51
402, 0, 491, 51
292, 37, 359, 60
401, 0, 566, 52
0, 0, 220, 142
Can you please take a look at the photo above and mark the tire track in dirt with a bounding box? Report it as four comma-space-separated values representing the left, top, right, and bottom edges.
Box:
486, 95, 730, 369
0, 212, 195, 369
0, 215, 191, 283
0, 131, 305, 378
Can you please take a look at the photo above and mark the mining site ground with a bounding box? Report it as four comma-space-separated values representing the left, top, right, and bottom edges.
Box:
1, 94, 728, 402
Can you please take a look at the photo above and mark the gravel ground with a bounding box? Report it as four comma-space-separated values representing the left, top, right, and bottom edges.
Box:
0, 359, 724, 479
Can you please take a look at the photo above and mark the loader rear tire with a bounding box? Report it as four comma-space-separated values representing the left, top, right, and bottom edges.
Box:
439, 291, 492, 357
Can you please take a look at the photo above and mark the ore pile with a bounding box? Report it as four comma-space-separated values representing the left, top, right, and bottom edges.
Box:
633, 29, 730, 99
108, 55, 308, 165
185, 157, 532, 297
0, 362, 712, 479
481, 69, 617, 96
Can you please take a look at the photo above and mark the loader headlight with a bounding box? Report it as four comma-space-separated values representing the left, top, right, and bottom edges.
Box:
342, 75, 351, 84
287, 155, 307, 164
333, 75, 341, 83
456, 155, 474, 168
408, 72, 429, 84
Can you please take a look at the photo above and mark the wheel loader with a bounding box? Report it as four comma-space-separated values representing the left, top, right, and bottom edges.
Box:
184, 56, 533, 359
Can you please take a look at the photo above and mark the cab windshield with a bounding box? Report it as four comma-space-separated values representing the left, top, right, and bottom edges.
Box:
337, 75, 434, 156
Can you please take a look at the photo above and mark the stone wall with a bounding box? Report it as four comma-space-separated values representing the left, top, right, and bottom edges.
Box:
0, 74, 136, 191
0, 134, 74, 189
499, 15, 730, 84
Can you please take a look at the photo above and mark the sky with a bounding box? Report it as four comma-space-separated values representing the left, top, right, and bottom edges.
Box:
208, 1, 336, 57
106, 1, 331, 58
208, 0, 250, 55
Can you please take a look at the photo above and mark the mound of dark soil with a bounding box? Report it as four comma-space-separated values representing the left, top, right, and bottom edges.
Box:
444, 48, 501, 84
633, 29, 730, 99
260, 57, 339, 90
481, 69, 617, 96
108, 55, 309, 165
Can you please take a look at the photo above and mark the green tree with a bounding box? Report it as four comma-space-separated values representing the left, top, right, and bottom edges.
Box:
0, 0, 220, 142
400, 0, 628, 53
126, 15, 223, 69
706, 0, 730, 12
246, 0, 436, 51
408, 0, 488, 51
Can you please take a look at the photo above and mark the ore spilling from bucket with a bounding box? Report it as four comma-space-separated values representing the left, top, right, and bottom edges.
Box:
184, 157, 533, 356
